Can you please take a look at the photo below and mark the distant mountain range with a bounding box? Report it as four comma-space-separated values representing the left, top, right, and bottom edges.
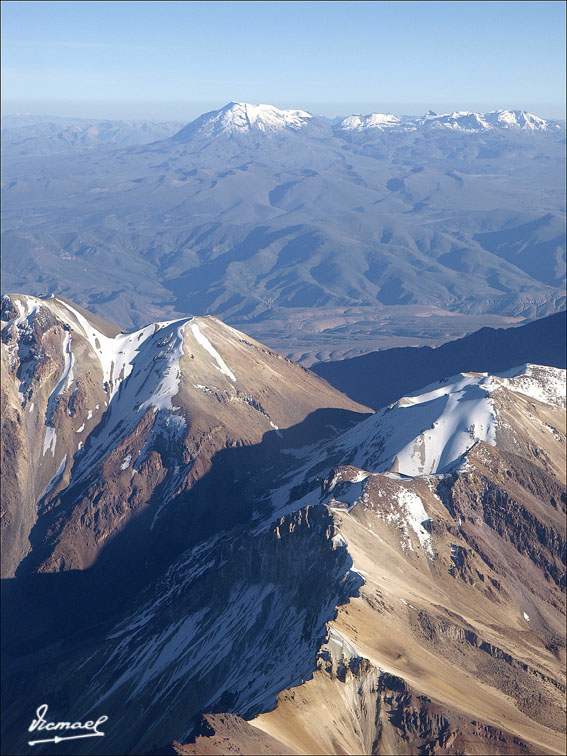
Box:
1, 114, 183, 151
172, 102, 564, 138
336, 108, 563, 133
3, 105, 560, 151
175, 102, 564, 137
1, 102, 565, 359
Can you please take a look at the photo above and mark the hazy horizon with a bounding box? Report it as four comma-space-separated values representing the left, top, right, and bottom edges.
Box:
2, 1, 565, 123
2, 99, 565, 123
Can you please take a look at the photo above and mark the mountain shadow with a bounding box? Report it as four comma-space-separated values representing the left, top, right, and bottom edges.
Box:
312, 311, 566, 410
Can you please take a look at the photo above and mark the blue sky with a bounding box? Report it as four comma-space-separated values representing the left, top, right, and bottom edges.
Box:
2, 0, 565, 121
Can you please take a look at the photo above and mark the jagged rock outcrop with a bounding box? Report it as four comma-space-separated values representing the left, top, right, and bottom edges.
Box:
172, 713, 298, 755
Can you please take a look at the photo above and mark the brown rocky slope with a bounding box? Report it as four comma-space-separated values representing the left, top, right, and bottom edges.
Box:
1, 294, 565, 756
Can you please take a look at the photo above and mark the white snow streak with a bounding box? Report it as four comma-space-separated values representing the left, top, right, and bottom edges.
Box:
190, 322, 236, 381
42, 426, 57, 456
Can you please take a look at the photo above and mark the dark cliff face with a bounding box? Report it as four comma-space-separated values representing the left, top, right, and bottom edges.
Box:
2, 505, 362, 756
437, 443, 566, 590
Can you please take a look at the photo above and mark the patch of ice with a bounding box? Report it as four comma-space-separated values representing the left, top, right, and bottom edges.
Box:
395, 489, 434, 556
120, 454, 132, 470
194, 383, 218, 394
42, 426, 57, 456
45, 331, 74, 405
37, 455, 66, 501
140, 322, 187, 414
350, 566, 367, 576
269, 420, 283, 438
10, 295, 39, 330
332, 533, 347, 548
56, 298, 157, 400
327, 627, 358, 663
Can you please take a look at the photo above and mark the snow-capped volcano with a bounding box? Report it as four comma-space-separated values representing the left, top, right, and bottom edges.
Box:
172, 101, 314, 140
337, 113, 403, 131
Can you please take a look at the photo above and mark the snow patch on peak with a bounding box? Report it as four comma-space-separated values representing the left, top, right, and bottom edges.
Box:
491, 364, 566, 408
5, 294, 39, 329
336, 364, 564, 479
338, 113, 402, 131
417, 109, 560, 132
227, 101, 311, 127
340, 372, 499, 476
327, 627, 359, 663
179, 101, 313, 137
140, 321, 188, 413
190, 322, 236, 381
55, 298, 157, 400
395, 488, 434, 556
369, 480, 434, 556
484, 109, 560, 131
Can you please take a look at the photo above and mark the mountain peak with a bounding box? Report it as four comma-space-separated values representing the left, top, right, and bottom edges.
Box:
334, 364, 566, 478
484, 109, 561, 131
172, 101, 313, 141
418, 108, 561, 132
337, 113, 403, 131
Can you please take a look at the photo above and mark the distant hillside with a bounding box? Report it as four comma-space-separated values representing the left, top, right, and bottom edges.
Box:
312, 311, 567, 409
2, 102, 565, 353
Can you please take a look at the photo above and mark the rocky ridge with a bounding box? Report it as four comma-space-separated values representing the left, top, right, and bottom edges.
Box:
1, 292, 369, 578
175, 367, 566, 753
1, 296, 565, 755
